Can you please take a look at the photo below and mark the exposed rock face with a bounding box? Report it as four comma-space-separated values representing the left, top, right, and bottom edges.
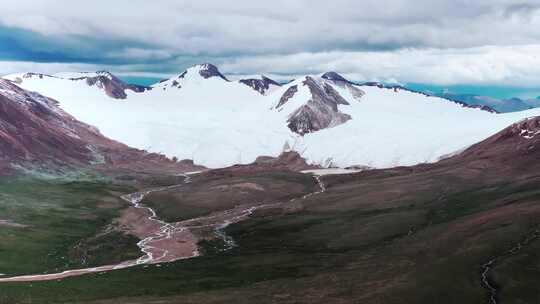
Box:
239, 76, 281, 95
274, 73, 366, 135
321, 71, 351, 83
196, 63, 229, 81
327, 73, 365, 101
73, 71, 150, 99
276, 85, 298, 109
287, 107, 350, 135
277, 76, 356, 135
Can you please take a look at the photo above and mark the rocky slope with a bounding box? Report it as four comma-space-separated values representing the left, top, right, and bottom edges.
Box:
275, 75, 363, 134
0, 79, 197, 175
0, 79, 94, 173
451, 116, 540, 170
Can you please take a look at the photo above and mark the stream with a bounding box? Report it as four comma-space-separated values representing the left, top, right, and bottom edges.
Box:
480, 227, 540, 304
0, 172, 326, 283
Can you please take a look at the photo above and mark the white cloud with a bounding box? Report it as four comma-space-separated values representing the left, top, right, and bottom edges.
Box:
4, 45, 540, 88
106, 48, 174, 61
2, 1, 540, 87
6, 44, 540, 87
0, 61, 169, 78
2, 0, 540, 53
219, 45, 540, 87
0, 61, 102, 76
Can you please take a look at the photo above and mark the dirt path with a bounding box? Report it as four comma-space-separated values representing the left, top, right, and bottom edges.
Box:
0, 173, 326, 283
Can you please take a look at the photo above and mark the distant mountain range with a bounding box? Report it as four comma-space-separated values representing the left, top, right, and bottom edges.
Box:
425, 91, 540, 113
355, 82, 540, 113
3, 63, 540, 170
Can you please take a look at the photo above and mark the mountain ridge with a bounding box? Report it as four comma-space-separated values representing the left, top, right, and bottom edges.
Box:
5, 63, 540, 169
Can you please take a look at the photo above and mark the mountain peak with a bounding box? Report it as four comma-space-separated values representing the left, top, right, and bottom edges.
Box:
274, 76, 355, 135
62, 71, 149, 98
321, 72, 350, 83
239, 75, 281, 95
260, 75, 280, 85
94, 70, 118, 81
187, 63, 229, 81
158, 63, 230, 90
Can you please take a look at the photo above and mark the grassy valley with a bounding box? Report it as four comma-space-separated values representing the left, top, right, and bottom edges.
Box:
0, 176, 140, 277
0, 164, 538, 304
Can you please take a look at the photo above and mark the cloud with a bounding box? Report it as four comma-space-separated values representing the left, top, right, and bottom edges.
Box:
106, 48, 175, 61
221, 45, 540, 87
0, 61, 103, 76
4, 45, 540, 88
2, 0, 540, 53
0, 61, 170, 78
1, 0, 540, 87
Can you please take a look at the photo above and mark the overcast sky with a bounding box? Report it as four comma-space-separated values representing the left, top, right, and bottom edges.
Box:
1, 0, 540, 86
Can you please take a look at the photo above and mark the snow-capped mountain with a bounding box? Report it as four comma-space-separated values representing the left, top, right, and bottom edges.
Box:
274, 74, 365, 134
154, 63, 230, 90
239, 76, 281, 95
5, 63, 540, 169
10, 71, 149, 99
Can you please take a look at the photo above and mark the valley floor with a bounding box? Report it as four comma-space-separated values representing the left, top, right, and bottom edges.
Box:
0, 163, 539, 304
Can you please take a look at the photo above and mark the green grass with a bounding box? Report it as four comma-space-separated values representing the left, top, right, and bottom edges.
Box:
0, 172, 538, 304
0, 177, 139, 276
426, 181, 540, 225
493, 237, 540, 304
144, 171, 316, 222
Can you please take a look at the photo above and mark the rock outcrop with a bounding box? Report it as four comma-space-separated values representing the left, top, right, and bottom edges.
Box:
240, 76, 281, 95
